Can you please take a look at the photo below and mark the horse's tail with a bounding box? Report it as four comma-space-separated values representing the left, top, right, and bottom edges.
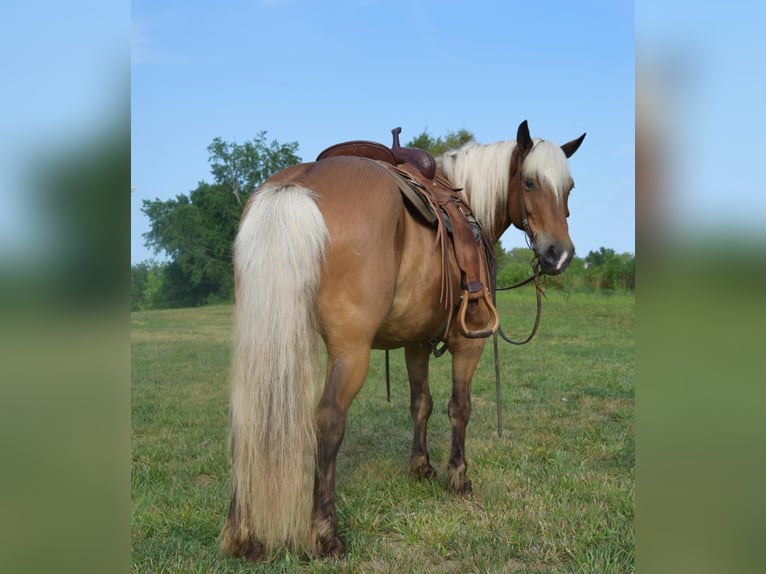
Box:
221, 183, 328, 559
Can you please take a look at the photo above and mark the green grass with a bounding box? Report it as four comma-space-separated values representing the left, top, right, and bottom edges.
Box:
132, 291, 634, 573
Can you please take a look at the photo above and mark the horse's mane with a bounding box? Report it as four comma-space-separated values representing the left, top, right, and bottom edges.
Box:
439, 141, 516, 240
439, 139, 571, 239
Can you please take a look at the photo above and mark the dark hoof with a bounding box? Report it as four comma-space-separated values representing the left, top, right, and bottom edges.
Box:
320, 535, 346, 559
412, 464, 438, 481
221, 537, 266, 563
243, 541, 266, 563
447, 476, 473, 496
220, 522, 267, 563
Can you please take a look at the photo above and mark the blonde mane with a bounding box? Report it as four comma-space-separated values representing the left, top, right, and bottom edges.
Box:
521, 139, 572, 206
439, 138, 572, 239
439, 141, 516, 240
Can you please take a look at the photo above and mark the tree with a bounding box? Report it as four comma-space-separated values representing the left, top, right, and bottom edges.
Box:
583, 247, 635, 292
208, 132, 300, 205
141, 134, 301, 307
131, 261, 150, 311
496, 247, 536, 287
491, 244, 635, 294
131, 260, 173, 311
406, 128, 475, 155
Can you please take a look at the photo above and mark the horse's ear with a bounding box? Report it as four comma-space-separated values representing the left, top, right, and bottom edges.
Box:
516, 120, 533, 154
561, 133, 586, 158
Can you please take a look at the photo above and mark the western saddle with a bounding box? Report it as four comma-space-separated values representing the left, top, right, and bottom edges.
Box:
316, 128, 499, 341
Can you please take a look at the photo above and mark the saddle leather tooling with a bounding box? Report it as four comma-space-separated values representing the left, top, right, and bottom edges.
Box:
316, 129, 499, 340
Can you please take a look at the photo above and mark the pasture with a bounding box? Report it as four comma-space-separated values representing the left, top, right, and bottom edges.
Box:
131, 290, 634, 573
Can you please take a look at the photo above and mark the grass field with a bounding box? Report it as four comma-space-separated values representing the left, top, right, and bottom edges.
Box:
131, 290, 634, 573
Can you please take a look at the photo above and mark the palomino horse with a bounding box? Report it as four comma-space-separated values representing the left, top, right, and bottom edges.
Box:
221, 120, 585, 560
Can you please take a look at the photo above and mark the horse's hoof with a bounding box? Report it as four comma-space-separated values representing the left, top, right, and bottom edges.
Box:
320, 535, 346, 559
220, 528, 266, 563
412, 464, 438, 481
447, 476, 473, 496
243, 542, 266, 563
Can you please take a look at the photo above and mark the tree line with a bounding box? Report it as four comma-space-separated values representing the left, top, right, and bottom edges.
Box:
133, 131, 634, 311
495, 245, 635, 294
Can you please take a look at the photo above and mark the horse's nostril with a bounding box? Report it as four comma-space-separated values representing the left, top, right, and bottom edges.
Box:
545, 244, 560, 261
541, 244, 571, 273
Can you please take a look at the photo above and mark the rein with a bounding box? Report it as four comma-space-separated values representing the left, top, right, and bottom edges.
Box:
493, 258, 545, 345
490, 257, 545, 437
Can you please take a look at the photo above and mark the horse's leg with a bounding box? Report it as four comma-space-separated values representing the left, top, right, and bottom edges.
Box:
404, 344, 437, 480
446, 337, 486, 495
312, 346, 371, 558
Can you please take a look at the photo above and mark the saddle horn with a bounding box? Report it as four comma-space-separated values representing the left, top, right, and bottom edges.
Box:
390, 127, 437, 180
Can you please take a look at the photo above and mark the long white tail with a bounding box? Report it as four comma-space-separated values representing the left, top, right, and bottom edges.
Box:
222, 184, 328, 558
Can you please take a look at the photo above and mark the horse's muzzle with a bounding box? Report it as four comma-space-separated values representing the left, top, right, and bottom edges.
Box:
539, 242, 574, 275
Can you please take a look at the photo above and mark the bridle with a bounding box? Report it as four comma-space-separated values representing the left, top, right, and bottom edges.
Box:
493, 148, 546, 346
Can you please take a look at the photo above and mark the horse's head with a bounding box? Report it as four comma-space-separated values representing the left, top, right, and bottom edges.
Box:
509, 120, 586, 275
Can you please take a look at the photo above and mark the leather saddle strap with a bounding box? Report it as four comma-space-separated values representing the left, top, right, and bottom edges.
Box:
440, 199, 500, 338
440, 199, 484, 292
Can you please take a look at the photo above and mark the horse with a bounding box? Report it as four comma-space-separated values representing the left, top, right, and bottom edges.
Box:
221, 120, 586, 561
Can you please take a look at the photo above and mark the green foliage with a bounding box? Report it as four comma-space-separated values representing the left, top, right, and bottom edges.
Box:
496, 247, 536, 287
406, 128, 475, 155
140, 134, 301, 308
494, 244, 635, 294
207, 132, 300, 205
141, 265, 166, 309
584, 247, 635, 292
131, 261, 172, 311
130, 261, 150, 311
142, 182, 240, 301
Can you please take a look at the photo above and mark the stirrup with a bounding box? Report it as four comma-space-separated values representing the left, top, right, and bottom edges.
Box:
456, 287, 500, 339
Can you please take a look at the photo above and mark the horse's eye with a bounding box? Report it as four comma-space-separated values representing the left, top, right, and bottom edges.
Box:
523, 178, 535, 191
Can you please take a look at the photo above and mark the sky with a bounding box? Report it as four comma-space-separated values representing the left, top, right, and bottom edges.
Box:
131, 0, 635, 264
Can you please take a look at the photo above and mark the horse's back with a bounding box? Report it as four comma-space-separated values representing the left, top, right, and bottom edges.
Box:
268, 156, 403, 222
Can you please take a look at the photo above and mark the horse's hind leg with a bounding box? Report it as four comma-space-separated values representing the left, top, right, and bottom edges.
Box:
405, 344, 437, 480
312, 346, 371, 558
446, 337, 486, 495
222, 491, 266, 562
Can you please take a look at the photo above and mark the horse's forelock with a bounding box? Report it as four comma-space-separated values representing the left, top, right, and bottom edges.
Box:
521, 139, 572, 205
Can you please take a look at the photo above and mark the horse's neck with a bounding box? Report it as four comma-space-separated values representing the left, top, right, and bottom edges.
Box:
460, 187, 512, 246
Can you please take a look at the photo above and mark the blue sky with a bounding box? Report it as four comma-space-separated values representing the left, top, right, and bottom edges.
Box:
131, 0, 635, 264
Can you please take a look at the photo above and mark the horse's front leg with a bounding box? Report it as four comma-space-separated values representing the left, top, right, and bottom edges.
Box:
405, 344, 437, 480
312, 348, 370, 558
446, 336, 486, 495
